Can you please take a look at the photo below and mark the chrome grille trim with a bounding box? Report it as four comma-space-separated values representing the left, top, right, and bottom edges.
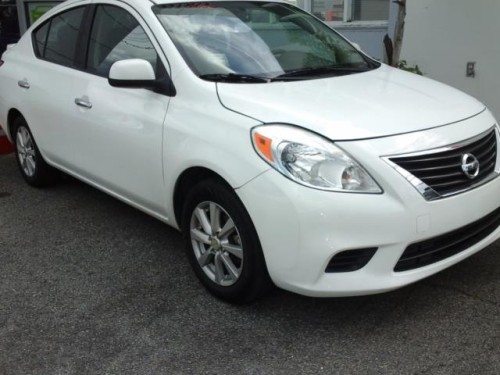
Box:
383, 126, 500, 201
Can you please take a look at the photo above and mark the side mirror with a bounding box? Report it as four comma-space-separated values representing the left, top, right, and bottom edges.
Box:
108, 58, 176, 96
108, 59, 156, 89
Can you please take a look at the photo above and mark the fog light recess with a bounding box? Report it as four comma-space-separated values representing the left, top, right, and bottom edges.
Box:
325, 248, 377, 273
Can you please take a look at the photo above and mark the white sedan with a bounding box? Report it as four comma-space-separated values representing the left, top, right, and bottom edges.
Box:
1, 0, 499, 303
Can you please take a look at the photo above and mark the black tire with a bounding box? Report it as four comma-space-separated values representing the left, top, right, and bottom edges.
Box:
12, 116, 60, 187
182, 178, 273, 304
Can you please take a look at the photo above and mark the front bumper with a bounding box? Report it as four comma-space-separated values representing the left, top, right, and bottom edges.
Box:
236, 111, 500, 297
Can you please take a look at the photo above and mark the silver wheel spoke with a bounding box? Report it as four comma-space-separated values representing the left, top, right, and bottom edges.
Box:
195, 207, 212, 235
219, 218, 235, 239
209, 202, 221, 233
21, 128, 30, 147
214, 252, 224, 283
221, 242, 243, 259
221, 253, 239, 281
17, 129, 25, 148
198, 248, 214, 267
191, 228, 210, 244
17, 136, 24, 151
26, 157, 36, 175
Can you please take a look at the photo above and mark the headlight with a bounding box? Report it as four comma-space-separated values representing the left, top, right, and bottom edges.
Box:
251, 125, 382, 193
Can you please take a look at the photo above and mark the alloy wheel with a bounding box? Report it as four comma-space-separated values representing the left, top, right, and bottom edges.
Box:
16, 126, 36, 177
190, 201, 244, 286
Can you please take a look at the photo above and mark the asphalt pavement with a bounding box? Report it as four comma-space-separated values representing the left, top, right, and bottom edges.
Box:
0, 153, 499, 374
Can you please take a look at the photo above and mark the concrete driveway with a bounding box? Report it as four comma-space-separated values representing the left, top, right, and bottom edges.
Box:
0, 153, 499, 374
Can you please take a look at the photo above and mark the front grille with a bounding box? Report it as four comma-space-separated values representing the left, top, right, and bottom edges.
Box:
389, 128, 497, 198
394, 207, 500, 272
325, 248, 377, 273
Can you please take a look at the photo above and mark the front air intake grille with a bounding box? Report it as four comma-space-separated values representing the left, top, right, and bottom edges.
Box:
389, 128, 497, 199
394, 207, 500, 272
325, 248, 377, 273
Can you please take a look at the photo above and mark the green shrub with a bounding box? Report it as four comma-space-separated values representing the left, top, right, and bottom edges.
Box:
397, 60, 423, 75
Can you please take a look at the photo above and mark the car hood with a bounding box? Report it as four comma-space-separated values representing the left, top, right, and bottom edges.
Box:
216, 64, 486, 140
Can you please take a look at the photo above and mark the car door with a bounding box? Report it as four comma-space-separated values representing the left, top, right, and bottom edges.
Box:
67, 3, 172, 214
17, 5, 89, 167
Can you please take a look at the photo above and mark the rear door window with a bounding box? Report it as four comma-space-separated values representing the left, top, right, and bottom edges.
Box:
33, 7, 85, 66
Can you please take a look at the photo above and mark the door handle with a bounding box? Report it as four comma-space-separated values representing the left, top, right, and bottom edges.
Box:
74, 97, 92, 109
17, 79, 30, 89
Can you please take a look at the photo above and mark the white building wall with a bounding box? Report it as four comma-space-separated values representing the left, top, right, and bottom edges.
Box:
402, 0, 500, 119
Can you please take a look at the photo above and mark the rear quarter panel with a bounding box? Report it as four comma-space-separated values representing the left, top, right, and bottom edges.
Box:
0, 48, 20, 140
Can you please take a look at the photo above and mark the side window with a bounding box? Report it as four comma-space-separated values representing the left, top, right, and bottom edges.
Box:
33, 21, 49, 56
87, 5, 160, 77
33, 7, 85, 66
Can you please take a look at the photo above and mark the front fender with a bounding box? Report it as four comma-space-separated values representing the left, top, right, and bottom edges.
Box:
161, 82, 269, 225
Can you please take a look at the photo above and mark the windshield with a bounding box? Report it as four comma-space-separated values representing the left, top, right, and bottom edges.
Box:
153, 1, 378, 81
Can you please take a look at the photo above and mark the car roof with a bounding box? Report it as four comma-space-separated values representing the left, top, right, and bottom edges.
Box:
34, 0, 290, 31
146, 0, 290, 5
151, 0, 288, 4
127, 0, 290, 5
53, 0, 290, 12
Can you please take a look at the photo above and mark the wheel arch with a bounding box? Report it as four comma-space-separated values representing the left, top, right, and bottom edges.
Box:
7, 108, 24, 140
173, 166, 233, 229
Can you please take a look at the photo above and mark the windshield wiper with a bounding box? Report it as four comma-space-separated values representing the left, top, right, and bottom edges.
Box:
199, 73, 270, 83
271, 65, 370, 81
